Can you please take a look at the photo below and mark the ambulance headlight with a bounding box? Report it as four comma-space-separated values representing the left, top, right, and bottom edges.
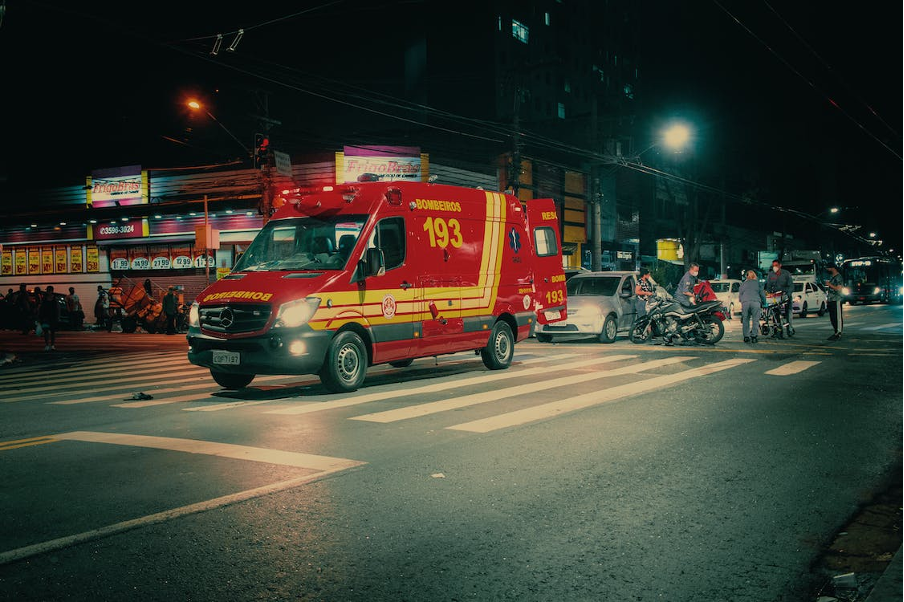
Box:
189, 302, 200, 328
274, 297, 320, 328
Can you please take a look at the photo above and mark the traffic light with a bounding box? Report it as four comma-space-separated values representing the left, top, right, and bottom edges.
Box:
253, 133, 270, 168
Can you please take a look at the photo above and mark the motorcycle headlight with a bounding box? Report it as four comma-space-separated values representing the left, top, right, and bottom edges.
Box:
189, 302, 200, 328
274, 297, 321, 328
873, 287, 881, 295
841, 287, 851, 296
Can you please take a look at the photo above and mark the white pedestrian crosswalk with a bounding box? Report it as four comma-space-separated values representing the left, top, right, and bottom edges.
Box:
0, 348, 829, 433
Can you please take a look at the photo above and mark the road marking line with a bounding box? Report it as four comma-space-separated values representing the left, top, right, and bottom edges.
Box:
0, 354, 188, 383
764, 361, 821, 376
1, 368, 211, 402
351, 356, 694, 423
863, 322, 900, 330
0, 468, 363, 566
183, 400, 277, 412
0, 435, 58, 451
265, 354, 637, 416
447, 358, 756, 433
53, 431, 364, 471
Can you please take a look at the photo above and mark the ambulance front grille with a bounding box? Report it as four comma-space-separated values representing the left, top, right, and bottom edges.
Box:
200, 304, 272, 334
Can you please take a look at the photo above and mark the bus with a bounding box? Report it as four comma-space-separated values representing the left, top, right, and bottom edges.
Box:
840, 256, 903, 305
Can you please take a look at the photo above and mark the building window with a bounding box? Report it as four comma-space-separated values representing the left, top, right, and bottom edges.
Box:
557, 103, 566, 119
544, 12, 550, 26
512, 19, 529, 44
498, 16, 502, 31
564, 80, 571, 93
624, 83, 634, 100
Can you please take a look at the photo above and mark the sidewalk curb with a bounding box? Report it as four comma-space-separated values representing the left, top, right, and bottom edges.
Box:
864, 545, 903, 602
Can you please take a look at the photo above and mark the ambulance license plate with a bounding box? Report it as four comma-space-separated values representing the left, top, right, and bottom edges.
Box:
212, 350, 240, 365
544, 310, 561, 321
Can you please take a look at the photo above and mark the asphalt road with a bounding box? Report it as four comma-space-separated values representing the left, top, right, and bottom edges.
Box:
0, 303, 900, 601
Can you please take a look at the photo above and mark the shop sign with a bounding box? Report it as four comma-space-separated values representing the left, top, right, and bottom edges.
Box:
110, 248, 129, 270
86, 246, 100, 273
128, 246, 150, 270
55, 247, 68, 273
90, 219, 149, 241
616, 251, 633, 261
70, 247, 84, 273
193, 249, 215, 268
86, 166, 148, 208
41, 248, 54, 274
171, 245, 192, 269
338, 146, 424, 183
150, 245, 171, 269
28, 247, 41, 275
1, 249, 11, 276
15, 250, 27, 275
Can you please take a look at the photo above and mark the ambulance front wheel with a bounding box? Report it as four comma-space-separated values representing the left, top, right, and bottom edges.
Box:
481, 321, 514, 370
321, 330, 368, 393
210, 370, 255, 389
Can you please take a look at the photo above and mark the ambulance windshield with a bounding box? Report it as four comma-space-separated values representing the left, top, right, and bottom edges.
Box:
234, 216, 367, 272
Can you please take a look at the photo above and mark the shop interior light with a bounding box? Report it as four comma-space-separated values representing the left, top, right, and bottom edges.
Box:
59, 222, 66, 226
30, 223, 37, 228
120, 217, 129, 222
89, 219, 97, 224
189, 212, 197, 216
245, 211, 254, 216
225, 209, 234, 214
154, 214, 162, 219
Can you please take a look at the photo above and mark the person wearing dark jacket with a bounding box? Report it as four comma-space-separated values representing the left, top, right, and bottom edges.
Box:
162, 286, 179, 335
38, 285, 61, 351
765, 260, 794, 331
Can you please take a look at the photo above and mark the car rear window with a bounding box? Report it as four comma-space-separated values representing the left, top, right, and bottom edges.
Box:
710, 283, 730, 293
568, 276, 620, 296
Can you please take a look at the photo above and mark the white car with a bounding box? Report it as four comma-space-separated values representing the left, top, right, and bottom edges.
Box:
709, 279, 742, 316
792, 280, 827, 317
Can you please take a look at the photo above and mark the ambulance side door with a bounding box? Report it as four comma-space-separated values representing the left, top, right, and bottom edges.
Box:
363, 217, 417, 362
525, 198, 567, 324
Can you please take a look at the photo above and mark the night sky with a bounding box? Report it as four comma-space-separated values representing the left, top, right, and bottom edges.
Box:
1, 1, 900, 250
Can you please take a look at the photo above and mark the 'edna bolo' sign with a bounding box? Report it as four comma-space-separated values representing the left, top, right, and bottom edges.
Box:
89, 219, 150, 241
337, 146, 427, 183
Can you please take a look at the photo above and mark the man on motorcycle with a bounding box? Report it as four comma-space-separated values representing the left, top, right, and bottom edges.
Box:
674, 263, 700, 308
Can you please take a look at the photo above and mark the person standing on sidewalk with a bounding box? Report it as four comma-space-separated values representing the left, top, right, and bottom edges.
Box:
38, 285, 61, 351
738, 269, 765, 344
16, 283, 33, 335
162, 286, 178, 335
824, 264, 844, 340
66, 286, 84, 331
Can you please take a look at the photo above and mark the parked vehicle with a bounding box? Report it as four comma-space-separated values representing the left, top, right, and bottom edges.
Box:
535, 271, 637, 344
709, 279, 741, 316
187, 181, 566, 392
629, 290, 725, 346
791, 279, 827, 317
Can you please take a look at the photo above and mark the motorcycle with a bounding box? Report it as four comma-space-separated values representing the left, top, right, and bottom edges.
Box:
630, 286, 726, 346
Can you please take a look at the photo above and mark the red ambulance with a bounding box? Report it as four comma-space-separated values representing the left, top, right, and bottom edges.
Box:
187, 181, 567, 392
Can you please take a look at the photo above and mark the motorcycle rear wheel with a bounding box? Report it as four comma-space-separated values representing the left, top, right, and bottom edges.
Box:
697, 317, 725, 344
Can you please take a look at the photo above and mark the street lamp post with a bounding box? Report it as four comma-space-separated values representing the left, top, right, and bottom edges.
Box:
186, 100, 252, 160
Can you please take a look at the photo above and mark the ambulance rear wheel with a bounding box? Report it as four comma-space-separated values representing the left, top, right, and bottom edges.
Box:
481, 321, 514, 370
210, 370, 255, 389
321, 330, 367, 393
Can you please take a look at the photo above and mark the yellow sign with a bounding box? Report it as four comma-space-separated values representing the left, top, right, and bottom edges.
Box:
28, 247, 41, 275
42, 248, 54, 274
55, 247, 68, 273
15, 250, 27, 275
1, 249, 11, 276
86, 247, 100, 273
70, 247, 83, 273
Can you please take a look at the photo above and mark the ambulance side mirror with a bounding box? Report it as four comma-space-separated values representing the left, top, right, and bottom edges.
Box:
361, 248, 386, 278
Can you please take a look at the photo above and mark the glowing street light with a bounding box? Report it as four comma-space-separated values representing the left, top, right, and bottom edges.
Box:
662, 123, 691, 150
186, 99, 251, 158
